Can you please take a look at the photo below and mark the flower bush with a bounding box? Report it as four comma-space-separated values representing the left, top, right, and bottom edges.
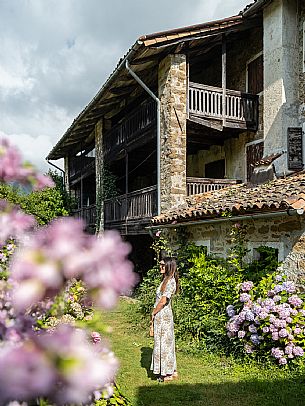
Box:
226, 274, 305, 365
0, 139, 136, 404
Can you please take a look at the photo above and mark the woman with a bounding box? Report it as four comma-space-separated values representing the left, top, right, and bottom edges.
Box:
150, 257, 179, 381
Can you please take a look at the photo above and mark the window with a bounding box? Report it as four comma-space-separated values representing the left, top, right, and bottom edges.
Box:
194, 239, 210, 254
248, 242, 284, 262
247, 54, 263, 95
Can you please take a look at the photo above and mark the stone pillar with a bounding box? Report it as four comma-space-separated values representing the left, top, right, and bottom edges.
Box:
263, 0, 299, 175
158, 54, 187, 213
95, 119, 104, 233
63, 156, 70, 193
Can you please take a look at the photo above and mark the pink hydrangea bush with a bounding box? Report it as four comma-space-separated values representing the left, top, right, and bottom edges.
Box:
0, 138, 136, 403
226, 274, 305, 365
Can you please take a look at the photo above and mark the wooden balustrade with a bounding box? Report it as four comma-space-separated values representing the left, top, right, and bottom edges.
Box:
69, 157, 95, 179
187, 177, 240, 196
104, 100, 156, 156
73, 204, 96, 226
188, 82, 258, 130
104, 185, 157, 223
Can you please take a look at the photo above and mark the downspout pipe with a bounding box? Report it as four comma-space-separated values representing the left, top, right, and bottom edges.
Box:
147, 209, 305, 231
125, 60, 161, 215
46, 159, 66, 187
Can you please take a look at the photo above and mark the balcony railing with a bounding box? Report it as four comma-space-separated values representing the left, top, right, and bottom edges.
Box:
73, 204, 96, 227
187, 177, 241, 196
188, 82, 258, 130
69, 157, 95, 179
104, 100, 156, 157
105, 185, 157, 223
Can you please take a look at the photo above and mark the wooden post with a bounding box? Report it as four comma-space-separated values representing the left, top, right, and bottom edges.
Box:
125, 150, 129, 195
222, 34, 226, 127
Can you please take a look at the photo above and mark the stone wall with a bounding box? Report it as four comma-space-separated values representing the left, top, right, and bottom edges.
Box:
158, 54, 187, 213
95, 119, 104, 233
165, 213, 305, 282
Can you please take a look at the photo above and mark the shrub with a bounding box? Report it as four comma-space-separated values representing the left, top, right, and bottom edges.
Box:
174, 253, 243, 350
226, 273, 305, 365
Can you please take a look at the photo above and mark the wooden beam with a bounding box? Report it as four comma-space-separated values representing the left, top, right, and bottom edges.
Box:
222, 34, 227, 127
109, 84, 138, 95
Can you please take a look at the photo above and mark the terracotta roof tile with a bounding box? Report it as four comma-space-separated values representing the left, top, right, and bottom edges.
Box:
153, 172, 305, 225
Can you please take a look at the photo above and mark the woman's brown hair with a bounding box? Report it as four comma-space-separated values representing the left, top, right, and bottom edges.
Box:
160, 257, 179, 294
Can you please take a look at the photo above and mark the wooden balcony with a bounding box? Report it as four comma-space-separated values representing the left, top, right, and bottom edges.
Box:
188, 82, 258, 131
73, 204, 96, 229
69, 157, 95, 180
187, 177, 241, 196
104, 185, 157, 225
104, 100, 156, 158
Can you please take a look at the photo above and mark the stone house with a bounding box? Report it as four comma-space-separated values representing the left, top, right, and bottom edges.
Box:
47, 0, 305, 274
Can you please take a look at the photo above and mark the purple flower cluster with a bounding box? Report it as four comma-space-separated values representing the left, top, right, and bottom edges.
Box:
0, 325, 118, 404
0, 203, 36, 246
0, 140, 137, 403
0, 138, 54, 190
226, 274, 305, 365
10, 217, 136, 311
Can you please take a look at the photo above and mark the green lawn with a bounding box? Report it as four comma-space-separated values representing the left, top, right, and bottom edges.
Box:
101, 299, 305, 406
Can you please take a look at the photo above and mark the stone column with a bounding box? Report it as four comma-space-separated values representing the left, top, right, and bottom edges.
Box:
158, 54, 187, 213
263, 0, 299, 175
95, 119, 104, 233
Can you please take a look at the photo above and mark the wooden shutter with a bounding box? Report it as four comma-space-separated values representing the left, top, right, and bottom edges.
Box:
246, 141, 264, 182
247, 55, 263, 95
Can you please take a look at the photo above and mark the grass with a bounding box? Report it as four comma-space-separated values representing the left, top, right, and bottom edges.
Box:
100, 299, 305, 406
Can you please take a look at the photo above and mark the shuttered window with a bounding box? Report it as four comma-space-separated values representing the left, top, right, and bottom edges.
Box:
247, 54, 263, 95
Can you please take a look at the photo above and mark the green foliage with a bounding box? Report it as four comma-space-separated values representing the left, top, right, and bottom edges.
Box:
135, 224, 280, 355
134, 266, 161, 317
48, 169, 76, 214
244, 246, 279, 283
0, 182, 68, 225
174, 253, 243, 348
95, 383, 133, 405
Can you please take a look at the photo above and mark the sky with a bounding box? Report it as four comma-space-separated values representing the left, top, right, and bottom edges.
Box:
0, 0, 251, 173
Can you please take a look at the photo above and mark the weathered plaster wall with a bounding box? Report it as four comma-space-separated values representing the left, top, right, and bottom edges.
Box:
298, 1, 305, 128
263, 0, 299, 175
187, 27, 264, 182
158, 54, 187, 212
165, 214, 305, 282
187, 131, 260, 182
95, 119, 104, 233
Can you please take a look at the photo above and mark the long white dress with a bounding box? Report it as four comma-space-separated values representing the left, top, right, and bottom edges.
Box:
150, 277, 177, 376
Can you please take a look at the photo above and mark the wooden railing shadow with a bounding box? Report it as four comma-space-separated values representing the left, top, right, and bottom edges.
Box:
136, 376, 305, 406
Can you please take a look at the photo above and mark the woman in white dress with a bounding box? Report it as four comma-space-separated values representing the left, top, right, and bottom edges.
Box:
150, 257, 179, 382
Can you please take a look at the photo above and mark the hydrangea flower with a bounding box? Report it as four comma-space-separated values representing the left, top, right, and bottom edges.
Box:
226, 305, 235, 317
240, 293, 251, 303
240, 281, 254, 292
288, 295, 303, 308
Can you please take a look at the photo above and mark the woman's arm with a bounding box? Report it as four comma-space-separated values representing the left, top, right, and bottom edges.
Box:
151, 296, 168, 320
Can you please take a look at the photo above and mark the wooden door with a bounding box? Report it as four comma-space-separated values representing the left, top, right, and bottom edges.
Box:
246, 141, 264, 182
